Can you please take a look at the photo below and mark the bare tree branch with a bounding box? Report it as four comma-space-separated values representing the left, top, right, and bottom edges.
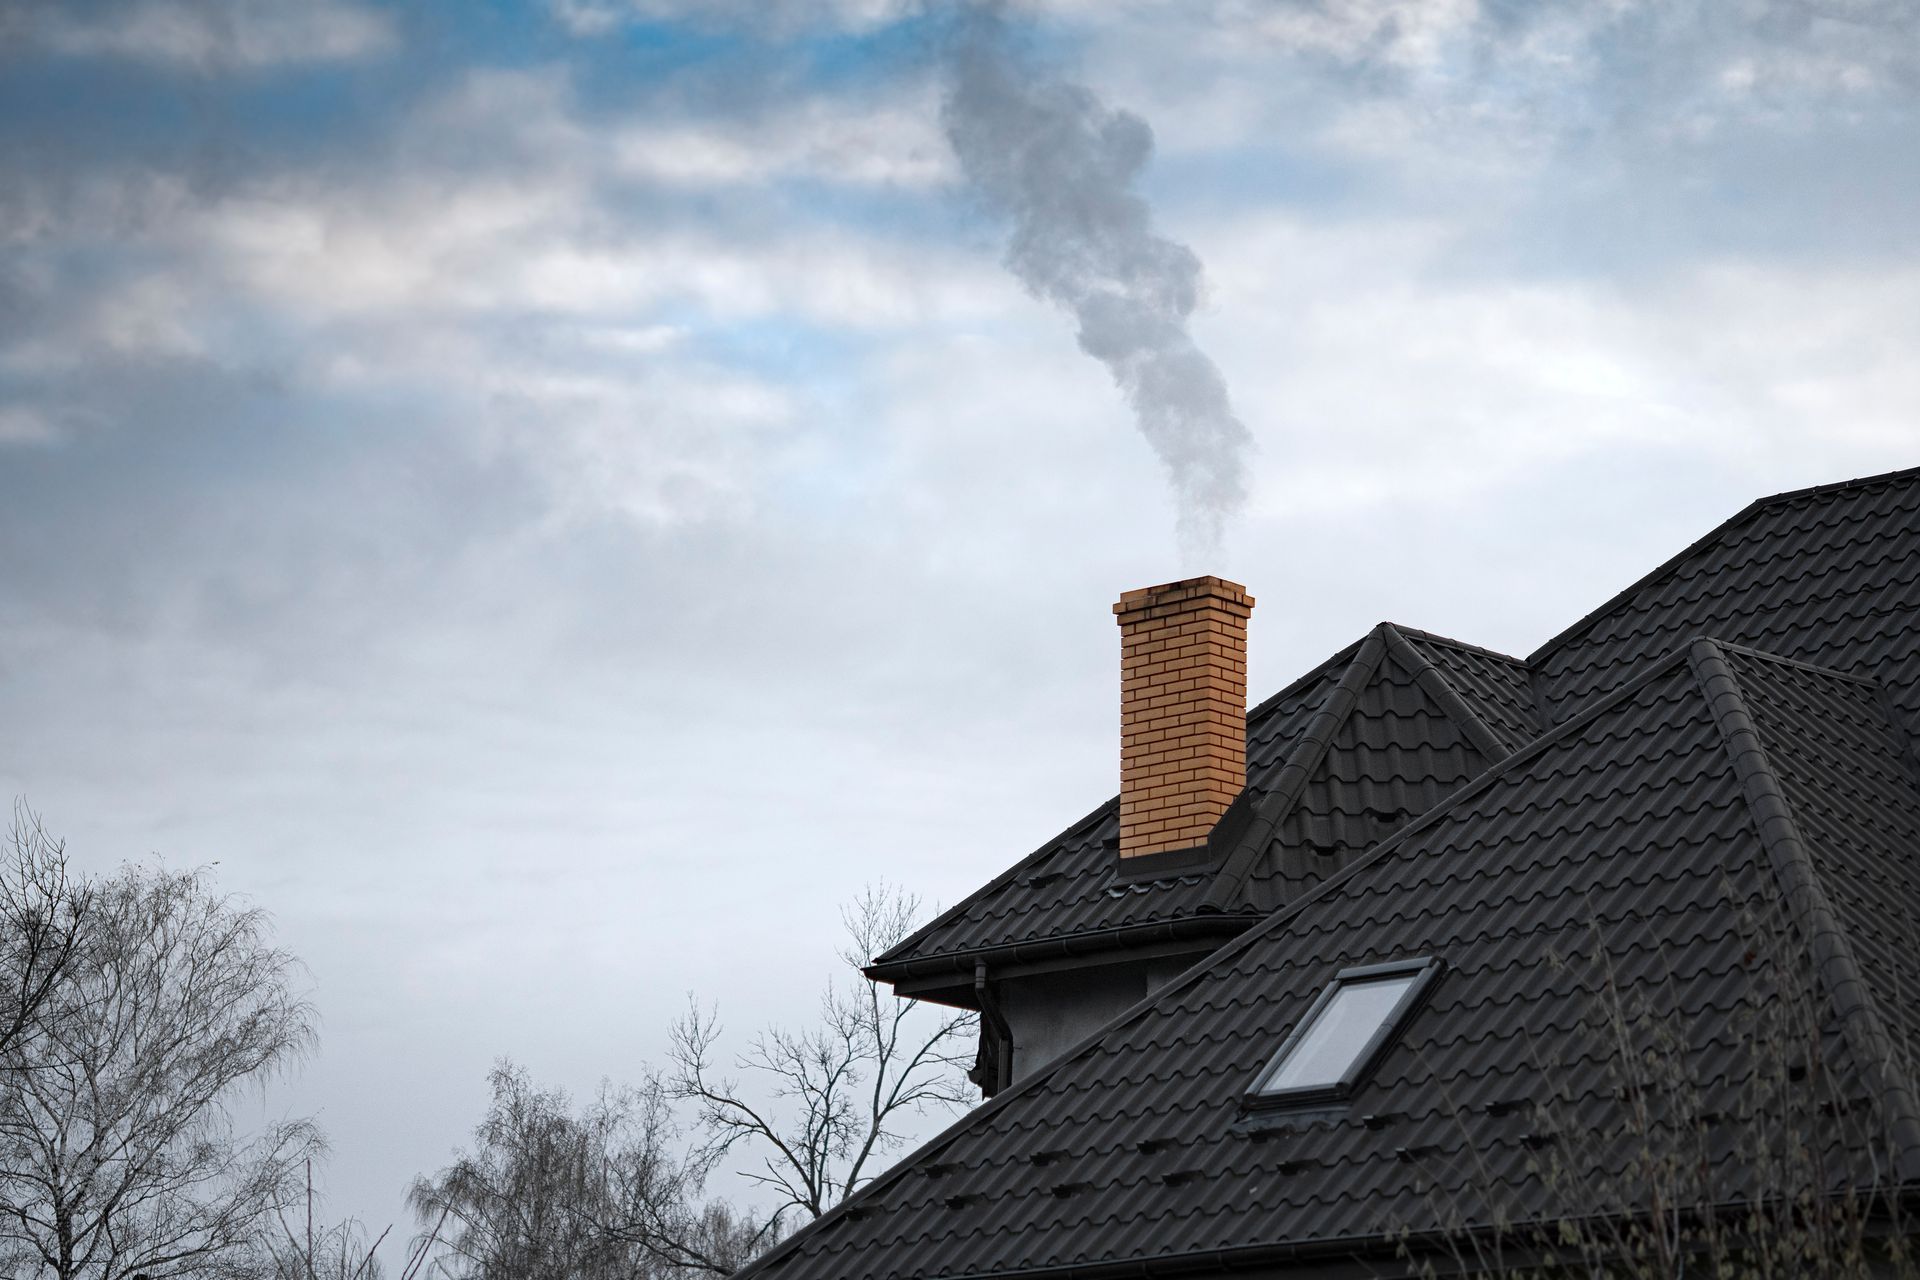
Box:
0, 803, 92, 1065
659, 882, 978, 1238
0, 835, 322, 1280
411, 885, 978, 1278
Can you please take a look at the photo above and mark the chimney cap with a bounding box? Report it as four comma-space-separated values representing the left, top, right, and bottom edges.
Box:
1114, 575, 1254, 621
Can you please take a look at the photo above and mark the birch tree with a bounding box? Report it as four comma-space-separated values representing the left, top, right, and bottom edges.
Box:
0, 860, 320, 1280
407, 1062, 747, 1280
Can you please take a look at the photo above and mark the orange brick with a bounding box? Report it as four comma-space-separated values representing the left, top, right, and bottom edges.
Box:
1114, 575, 1252, 858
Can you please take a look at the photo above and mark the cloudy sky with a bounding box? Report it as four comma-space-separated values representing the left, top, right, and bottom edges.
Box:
3, 0, 1917, 1249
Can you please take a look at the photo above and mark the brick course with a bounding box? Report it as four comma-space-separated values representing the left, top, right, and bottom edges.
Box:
1112, 575, 1252, 857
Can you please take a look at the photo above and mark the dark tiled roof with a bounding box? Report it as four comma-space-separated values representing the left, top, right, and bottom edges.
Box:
1244, 641, 1362, 790
1217, 625, 1508, 912
1720, 643, 1920, 1070
1531, 465, 1920, 736
749, 643, 1920, 1280
870, 627, 1517, 978
874, 468, 1920, 985
861, 798, 1236, 985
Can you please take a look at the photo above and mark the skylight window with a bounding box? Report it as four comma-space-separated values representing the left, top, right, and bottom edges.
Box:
1247, 958, 1442, 1108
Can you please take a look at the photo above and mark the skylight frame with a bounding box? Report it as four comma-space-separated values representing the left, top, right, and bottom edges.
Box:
1244, 957, 1444, 1110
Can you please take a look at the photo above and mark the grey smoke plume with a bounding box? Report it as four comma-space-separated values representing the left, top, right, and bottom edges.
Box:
941, 3, 1252, 565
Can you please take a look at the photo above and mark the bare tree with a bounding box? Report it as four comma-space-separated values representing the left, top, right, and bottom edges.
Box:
0, 859, 321, 1280
0, 804, 92, 1061
407, 1061, 737, 1280
411, 885, 977, 1278
663, 884, 977, 1240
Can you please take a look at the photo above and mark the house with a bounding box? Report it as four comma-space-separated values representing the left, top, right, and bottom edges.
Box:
741, 467, 1920, 1279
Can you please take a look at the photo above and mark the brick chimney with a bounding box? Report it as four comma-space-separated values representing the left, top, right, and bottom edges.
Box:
1113, 576, 1253, 858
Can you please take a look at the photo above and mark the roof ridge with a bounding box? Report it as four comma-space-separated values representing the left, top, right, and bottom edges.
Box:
1387, 622, 1529, 666
1379, 622, 1515, 759
1686, 637, 1920, 1180
868, 795, 1117, 971
1526, 465, 1920, 666
1703, 638, 1882, 688
1202, 625, 1391, 911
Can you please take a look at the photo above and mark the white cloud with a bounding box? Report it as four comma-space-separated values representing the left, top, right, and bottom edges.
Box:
479, 359, 804, 528
176, 169, 998, 328
1200, 0, 1480, 73
1169, 209, 1920, 520
29, 0, 397, 70
407, 64, 953, 192
546, 0, 914, 38
609, 95, 955, 190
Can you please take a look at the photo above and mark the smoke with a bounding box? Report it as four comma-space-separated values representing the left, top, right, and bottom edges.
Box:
940, 2, 1252, 566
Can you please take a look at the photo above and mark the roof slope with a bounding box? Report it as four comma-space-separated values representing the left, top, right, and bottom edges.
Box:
1720, 643, 1920, 1072
1532, 465, 1920, 735
751, 644, 1920, 1280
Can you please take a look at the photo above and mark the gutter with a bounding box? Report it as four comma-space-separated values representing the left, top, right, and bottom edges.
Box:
864, 914, 1261, 987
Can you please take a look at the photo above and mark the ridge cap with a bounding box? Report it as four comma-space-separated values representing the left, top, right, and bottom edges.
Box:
1387, 622, 1529, 667
1686, 637, 1920, 1181
1379, 622, 1515, 759
1704, 638, 1883, 688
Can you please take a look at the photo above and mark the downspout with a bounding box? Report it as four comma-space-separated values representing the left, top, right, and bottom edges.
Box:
974, 960, 1014, 1096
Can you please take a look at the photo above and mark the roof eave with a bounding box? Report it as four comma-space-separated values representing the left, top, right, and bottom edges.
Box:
864, 912, 1263, 995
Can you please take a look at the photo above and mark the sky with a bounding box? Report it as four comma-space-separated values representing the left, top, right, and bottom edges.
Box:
2, 0, 1918, 1255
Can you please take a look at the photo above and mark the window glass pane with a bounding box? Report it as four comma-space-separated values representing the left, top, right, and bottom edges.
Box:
1262, 973, 1418, 1092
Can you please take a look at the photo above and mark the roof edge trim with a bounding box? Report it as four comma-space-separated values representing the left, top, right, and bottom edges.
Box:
862, 912, 1260, 986
1387, 623, 1528, 666
1687, 637, 1920, 1180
